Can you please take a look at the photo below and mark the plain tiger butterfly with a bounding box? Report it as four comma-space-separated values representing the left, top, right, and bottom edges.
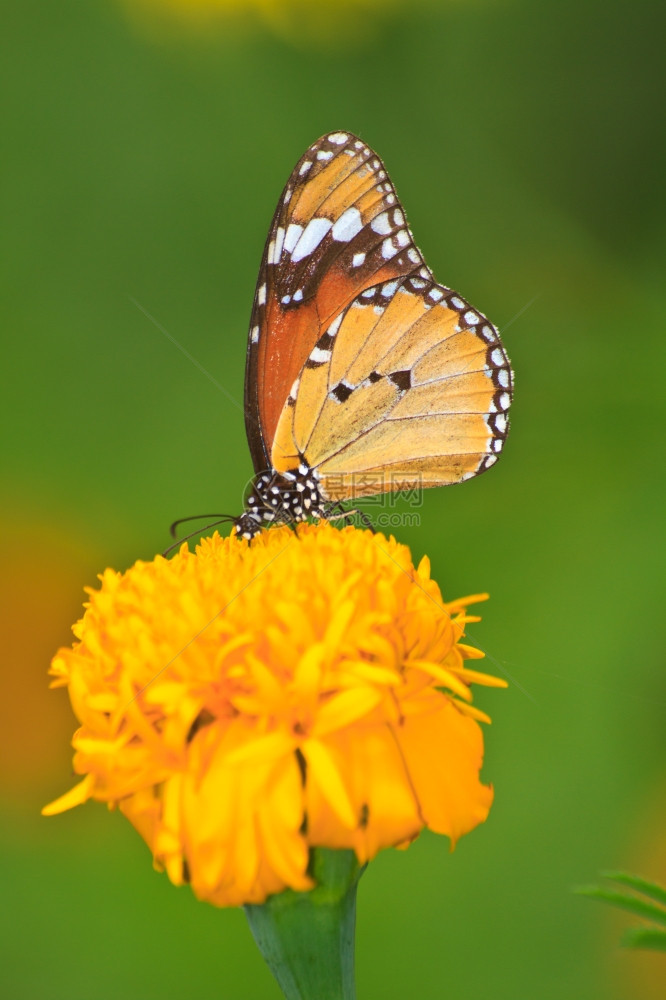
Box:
232, 131, 513, 540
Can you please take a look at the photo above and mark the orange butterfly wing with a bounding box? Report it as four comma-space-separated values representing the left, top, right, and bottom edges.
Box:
270, 273, 512, 497
244, 131, 425, 473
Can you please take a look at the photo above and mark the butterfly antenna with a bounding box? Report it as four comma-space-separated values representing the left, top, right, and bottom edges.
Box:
163, 516, 236, 557
169, 513, 233, 539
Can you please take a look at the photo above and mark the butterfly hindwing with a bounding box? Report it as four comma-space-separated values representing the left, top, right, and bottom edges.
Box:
244, 131, 425, 472
271, 273, 513, 499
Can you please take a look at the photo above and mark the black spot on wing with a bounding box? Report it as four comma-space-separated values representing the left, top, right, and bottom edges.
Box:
388, 370, 412, 392
331, 382, 354, 403
317, 331, 336, 352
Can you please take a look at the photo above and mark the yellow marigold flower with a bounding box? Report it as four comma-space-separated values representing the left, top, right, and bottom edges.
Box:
44, 522, 505, 907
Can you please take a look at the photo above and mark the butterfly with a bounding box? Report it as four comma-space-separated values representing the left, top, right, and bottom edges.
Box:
231, 131, 513, 540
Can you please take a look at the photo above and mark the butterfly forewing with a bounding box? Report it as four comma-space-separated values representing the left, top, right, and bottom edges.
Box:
244, 131, 426, 472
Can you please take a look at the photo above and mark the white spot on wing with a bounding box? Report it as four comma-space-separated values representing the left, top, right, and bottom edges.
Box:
291, 218, 333, 263
293, 289, 303, 302
328, 132, 349, 144
497, 369, 510, 388
332, 206, 363, 242
382, 238, 398, 260
328, 313, 344, 336
284, 223, 303, 253
299, 161, 313, 175
258, 283, 266, 305
352, 252, 366, 267
317, 150, 333, 160
491, 348, 505, 366
310, 346, 332, 363
429, 287, 444, 301
251, 325, 260, 343
381, 280, 399, 297
274, 227, 285, 262
371, 212, 392, 236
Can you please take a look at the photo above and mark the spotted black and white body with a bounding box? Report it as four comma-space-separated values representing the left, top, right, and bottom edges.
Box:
233, 465, 329, 540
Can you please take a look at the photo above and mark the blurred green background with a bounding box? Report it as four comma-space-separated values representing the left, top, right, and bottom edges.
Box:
2, 0, 665, 997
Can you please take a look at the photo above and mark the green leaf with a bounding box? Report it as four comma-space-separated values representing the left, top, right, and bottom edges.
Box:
622, 927, 666, 952
576, 886, 666, 926
601, 871, 666, 909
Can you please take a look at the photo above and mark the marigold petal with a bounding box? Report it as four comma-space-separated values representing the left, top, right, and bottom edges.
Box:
302, 737, 357, 828
72, 734, 128, 755
417, 554, 431, 578
394, 699, 493, 845
406, 660, 473, 701
119, 785, 163, 852
311, 687, 383, 737
42, 774, 95, 816
454, 667, 508, 688
337, 661, 401, 687
444, 593, 490, 612
256, 758, 312, 891
453, 701, 493, 724
323, 599, 357, 652
458, 643, 486, 660
293, 643, 326, 699
306, 726, 422, 861
225, 730, 295, 766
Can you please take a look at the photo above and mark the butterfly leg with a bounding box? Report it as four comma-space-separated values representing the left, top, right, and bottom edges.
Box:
324, 504, 376, 533
352, 508, 376, 533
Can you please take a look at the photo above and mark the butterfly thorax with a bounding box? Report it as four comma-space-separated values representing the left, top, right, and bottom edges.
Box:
233, 465, 329, 540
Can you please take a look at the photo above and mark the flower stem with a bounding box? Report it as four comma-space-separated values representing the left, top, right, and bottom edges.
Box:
244, 848, 364, 1000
